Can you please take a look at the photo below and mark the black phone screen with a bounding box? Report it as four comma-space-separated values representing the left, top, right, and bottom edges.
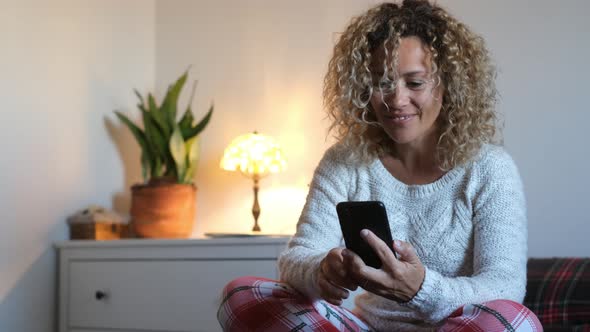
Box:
336, 201, 396, 269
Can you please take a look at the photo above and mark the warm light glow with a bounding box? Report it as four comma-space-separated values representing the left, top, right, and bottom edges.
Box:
220, 132, 287, 178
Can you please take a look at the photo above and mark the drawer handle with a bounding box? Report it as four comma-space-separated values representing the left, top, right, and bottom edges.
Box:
95, 290, 108, 301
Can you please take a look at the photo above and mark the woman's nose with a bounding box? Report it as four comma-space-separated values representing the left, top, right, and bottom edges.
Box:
387, 85, 411, 108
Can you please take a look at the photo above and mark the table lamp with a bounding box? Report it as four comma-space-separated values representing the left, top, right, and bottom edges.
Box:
220, 131, 287, 232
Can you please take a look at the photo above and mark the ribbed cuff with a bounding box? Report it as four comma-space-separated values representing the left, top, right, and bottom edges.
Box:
400, 267, 441, 321
303, 254, 327, 300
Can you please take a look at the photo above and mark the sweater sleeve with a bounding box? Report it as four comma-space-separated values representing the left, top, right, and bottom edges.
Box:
403, 147, 528, 323
277, 146, 354, 299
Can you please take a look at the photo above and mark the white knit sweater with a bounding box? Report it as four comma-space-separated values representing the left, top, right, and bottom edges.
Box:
278, 143, 527, 331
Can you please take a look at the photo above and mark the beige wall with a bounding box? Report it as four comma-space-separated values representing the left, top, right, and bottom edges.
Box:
0, 1, 155, 330
155, 0, 376, 236
155, 0, 590, 256
417, 0, 590, 257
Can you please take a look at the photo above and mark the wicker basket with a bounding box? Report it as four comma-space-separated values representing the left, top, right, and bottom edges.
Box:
69, 222, 129, 240
67, 205, 129, 240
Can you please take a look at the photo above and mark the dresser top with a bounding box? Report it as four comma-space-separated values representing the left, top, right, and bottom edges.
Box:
55, 235, 292, 249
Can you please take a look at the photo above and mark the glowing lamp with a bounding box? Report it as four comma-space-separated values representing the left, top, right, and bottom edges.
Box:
220, 131, 286, 232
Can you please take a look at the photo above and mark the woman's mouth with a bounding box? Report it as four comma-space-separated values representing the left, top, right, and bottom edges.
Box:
386, 114, 417, 125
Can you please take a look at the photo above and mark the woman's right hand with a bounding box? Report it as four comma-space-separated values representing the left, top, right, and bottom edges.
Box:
317, 247, 359, 305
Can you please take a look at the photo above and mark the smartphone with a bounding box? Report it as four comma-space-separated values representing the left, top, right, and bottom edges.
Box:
336, 201, 396, 269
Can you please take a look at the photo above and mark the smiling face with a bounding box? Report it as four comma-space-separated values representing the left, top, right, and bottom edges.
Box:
369, 36, 444, 148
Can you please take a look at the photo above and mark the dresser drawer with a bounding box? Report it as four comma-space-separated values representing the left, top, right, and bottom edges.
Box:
68, 259, 277, 331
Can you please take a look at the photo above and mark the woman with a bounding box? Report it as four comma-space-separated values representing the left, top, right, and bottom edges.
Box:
218, 1, 542, 330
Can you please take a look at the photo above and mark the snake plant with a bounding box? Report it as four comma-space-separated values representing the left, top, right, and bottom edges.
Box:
115, 70, 213, 184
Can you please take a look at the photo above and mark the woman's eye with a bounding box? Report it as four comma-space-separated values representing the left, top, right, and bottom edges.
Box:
376, 84, 395, 94
373, 79, 394, 89
406, 81, 426, 89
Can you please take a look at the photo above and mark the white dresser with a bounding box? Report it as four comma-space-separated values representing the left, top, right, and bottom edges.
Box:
56, 237, 290, 332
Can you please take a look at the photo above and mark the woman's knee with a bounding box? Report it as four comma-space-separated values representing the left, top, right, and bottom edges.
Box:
221, 276, 298, 301
218, 277, 275, 329
441, 299, 542, 332
217, 277, 315, 331
221, 276, 268, 294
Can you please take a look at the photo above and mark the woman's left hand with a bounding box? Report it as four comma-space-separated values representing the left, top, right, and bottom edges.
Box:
342, 229, 425, 303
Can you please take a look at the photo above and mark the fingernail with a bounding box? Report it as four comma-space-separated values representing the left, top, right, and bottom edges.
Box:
361, 229, 369, 237
342, 249, 349, 257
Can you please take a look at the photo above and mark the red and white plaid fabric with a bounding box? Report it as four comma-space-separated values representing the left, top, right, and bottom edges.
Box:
218, 277, 543, 332
218, 276, 370, 332
440, 300, 543, 332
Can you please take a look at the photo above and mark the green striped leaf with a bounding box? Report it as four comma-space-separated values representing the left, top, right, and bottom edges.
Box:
183, 135, 201, 183
161, 71, 188, 131
179, 107, 194, 139
169, 125, 186, 182
115, 111, 153, 180
140, 107, 167, 177
140, 152, 150, 181
184, 104, 213, 139
115, 111, 149, 155
134, 89, 145, 108
148, 93, 169, 137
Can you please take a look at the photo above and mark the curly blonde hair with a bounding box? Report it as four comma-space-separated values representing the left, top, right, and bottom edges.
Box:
324, 0, 499, 170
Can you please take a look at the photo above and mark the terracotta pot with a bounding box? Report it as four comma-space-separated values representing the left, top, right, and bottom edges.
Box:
130, 183, 196, 238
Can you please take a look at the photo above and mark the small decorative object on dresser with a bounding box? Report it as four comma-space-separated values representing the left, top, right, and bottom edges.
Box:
55, 236, 290, 332
67, 205, 128, 240
115, 69, 213, 239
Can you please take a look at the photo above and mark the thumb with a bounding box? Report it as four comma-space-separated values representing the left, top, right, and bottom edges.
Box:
393, 240, 420, 263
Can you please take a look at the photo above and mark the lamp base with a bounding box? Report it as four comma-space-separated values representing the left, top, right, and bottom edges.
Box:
251, 175, 261, 232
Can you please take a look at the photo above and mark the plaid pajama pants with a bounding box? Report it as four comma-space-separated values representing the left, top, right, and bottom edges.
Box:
217, 276, 543, 332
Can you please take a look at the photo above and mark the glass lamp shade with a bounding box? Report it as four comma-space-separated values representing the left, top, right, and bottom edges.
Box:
220, 132, 286, 178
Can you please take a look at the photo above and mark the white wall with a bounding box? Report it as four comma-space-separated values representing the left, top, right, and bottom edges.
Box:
155, 0, 376, 236
0, 1, 155, 331
442, 0, 590, 257
156, 0, 589, 256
